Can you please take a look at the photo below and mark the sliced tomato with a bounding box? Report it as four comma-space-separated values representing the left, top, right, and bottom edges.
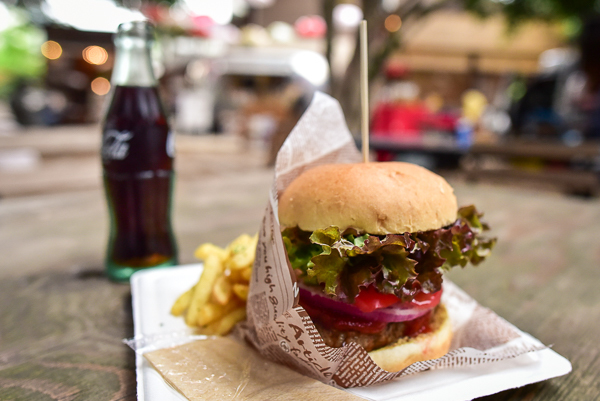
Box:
353, 286, 442, 313
411, 289, 443, 308
353, 286, 401, 313
403, 310, 434, 337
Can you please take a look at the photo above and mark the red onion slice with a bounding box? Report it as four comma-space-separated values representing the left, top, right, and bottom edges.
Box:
299, 286, 434, 323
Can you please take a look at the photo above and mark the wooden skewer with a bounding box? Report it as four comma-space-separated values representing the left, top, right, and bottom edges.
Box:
360, 20, 369, 163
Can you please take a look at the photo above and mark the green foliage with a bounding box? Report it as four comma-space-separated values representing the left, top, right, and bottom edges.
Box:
464, 0, 597, 27
113, 0, 179, 6
0, 8, 45, 97
0, 24, 45, 76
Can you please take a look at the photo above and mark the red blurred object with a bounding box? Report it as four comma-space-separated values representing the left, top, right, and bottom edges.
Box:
372, 102, 459, 138
295, 15, 327, 38
371, 102, 429, 139
426, 111, 458, 132
384, 62, 409, 80
371, 101, 459, 161
141, 4, 169, 23
191, 15, 214, 37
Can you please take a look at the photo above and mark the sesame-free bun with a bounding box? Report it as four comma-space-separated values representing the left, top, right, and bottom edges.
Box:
278, 162, 457, 234
368, 304, 452, 372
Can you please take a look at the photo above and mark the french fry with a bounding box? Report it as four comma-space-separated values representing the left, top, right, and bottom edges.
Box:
229, 249, 255, 270
228, 268, 246, 283
228, 234, 259, 269
212, 275, 232, 305
197, 301, 240, 326
170, 286, 194, 316
194, 243, 229, 262
197, 303, 220, 326
241, 267, 252, 281
232, 284, 249, 301
173, 233, 256, 335
227, 234, 253, 254
207, 307, 247, 336
185, 254, 224, 326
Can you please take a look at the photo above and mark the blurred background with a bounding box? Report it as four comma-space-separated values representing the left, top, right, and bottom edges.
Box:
1, 0, 600, 199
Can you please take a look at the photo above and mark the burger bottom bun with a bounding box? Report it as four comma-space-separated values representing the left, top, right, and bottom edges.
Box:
368, 304, 452, 372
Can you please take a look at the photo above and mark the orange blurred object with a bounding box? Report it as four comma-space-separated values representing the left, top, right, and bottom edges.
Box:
41, 41, 62, 60
83, 46, 109, 65
385, 15, 402, 33
91, 77, 111, 96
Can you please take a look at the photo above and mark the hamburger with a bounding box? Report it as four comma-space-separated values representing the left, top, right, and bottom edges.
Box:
278, 162, 495, 372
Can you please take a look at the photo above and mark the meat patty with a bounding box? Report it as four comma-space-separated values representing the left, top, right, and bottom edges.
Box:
312, 308, 435, 352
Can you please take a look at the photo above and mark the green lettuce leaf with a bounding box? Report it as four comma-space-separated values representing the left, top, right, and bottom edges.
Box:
282, 205, 496, 302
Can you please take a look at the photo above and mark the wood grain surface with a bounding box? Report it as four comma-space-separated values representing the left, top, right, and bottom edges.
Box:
1, 128, 599, 400
446, 184, 600, 400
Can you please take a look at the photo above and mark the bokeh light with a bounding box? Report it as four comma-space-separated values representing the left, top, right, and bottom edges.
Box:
294, 15, 327, 38
41, 41, 62, 60
384, 14, 402, 33
290, 51, 329, 87
91, 77, 111, 95
245, 0, 275, 8
268, 21, 295, 43
83, 46, 109, 65
333, 4, 363, 31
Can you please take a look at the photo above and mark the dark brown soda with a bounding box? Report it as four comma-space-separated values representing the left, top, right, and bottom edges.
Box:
102, 85, 177, 279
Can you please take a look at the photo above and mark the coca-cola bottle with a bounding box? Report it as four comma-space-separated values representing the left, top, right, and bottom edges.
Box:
102, 21, 177, 281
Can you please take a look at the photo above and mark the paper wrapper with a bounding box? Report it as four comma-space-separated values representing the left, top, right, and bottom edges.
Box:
240, 92, 545, 388
144, 337, 365, 400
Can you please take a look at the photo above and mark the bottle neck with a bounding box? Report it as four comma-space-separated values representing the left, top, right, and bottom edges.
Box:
111, 36, 156, 87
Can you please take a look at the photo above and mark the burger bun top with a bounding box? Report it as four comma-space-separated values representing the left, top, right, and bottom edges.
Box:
278, 162, 457, 234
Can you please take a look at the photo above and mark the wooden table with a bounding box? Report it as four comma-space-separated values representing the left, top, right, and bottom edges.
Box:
465, 141, 600, 196
1, 129, 599, 400
363, 137, 600, 196
359, 136, 466, 170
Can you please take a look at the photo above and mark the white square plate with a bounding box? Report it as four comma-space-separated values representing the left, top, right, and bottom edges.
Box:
131, 264, 571, 401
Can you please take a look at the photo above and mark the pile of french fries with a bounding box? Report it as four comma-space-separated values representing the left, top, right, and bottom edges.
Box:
171, 234, 258, 335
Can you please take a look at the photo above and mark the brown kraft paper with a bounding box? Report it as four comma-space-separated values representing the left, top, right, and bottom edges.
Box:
144, 337, 365, 400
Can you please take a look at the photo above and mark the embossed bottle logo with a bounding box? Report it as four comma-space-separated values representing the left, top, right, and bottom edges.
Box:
166, 131, 175, 158
103, 130, 133, 160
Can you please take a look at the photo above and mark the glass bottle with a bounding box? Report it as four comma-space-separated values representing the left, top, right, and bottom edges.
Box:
101, 21, 177, 282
